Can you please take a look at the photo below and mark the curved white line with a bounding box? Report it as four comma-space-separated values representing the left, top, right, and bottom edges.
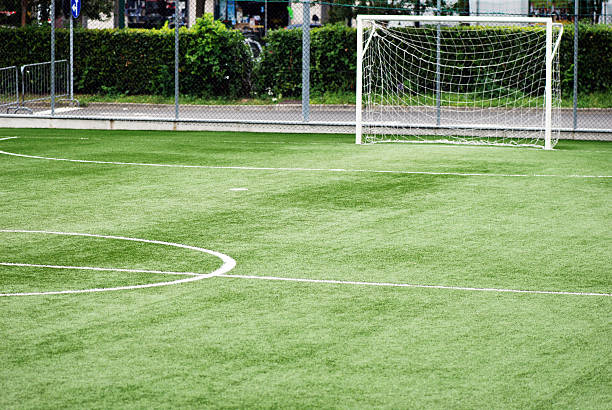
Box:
0, 229, 236, 296
2, 230, 608, 298
217, 274, 612, 297
0, 149, 609, 179
0, 262, 202, 276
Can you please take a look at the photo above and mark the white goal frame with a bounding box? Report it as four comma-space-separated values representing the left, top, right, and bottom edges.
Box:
356, 15, 564, 149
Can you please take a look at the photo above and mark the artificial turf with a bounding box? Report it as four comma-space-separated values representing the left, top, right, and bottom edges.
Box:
0, 128, 610, 408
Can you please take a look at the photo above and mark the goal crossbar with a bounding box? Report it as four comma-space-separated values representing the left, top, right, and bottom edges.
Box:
357, 15, 553, 24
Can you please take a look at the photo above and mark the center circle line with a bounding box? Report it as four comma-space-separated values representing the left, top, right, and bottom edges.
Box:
0, 229, 236, 297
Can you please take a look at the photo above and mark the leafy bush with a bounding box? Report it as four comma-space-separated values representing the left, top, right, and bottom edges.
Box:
254, 24, 357, 97
311, 24, 357, 94
0, 14, 253, 98
256, 23, 612, 98
0, 21, 610, 99
181, 14, 252, 98
559, 23, 612, 95
253, 28, 303, 97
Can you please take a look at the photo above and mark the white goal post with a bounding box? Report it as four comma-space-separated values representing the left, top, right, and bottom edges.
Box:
356, 15, 564, 149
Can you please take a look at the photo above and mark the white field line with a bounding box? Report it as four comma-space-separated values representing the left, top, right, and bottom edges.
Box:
218, 274, 612, 297
0, 137, 550, 149
4, 263, 611, 297
1, 231, 609, 297
0, 149, 609, 179
4, 136, 612, 154
0, 229, 236, 297
219, 140, 330, 145
0, 137, 18, 141
0, 262, 202, 276
0, 275, 207, 297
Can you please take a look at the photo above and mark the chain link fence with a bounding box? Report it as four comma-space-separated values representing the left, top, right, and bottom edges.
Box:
0, 0, 611, 139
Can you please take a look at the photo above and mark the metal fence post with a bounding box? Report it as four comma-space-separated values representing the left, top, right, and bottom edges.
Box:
50, 0, 55, 116
573, 0, 579, 131
70, 16, 74, 102
302, 0, 310, 122
436, 0, 441, 127
175, 1, 180, 121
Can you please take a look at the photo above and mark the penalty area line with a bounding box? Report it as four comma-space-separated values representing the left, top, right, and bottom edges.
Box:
0, 229, 236, 297
217, 274, 612, 297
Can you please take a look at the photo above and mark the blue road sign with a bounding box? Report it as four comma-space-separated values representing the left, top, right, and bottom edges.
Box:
71, 0, 81, 18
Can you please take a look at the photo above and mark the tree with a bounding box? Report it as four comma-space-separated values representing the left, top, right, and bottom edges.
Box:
452, 0, 469, 16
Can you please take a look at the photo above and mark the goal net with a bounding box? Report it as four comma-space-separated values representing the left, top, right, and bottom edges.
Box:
356, 16, 564, 149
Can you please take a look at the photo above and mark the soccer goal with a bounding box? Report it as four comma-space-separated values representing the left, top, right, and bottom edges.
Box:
356, 15, 564, 149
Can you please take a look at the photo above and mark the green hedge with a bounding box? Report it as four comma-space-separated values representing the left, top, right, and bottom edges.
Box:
257, 23, 612, 98
0, 15, 252, 98
254, 24, 356, 97
1, 21, 610, 99
559, 23, 612, 94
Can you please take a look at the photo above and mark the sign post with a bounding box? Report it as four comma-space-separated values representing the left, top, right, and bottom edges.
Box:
70, 0, 80, 18
70, 0, 80, 103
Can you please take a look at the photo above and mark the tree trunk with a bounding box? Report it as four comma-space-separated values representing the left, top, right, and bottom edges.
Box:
21, 0, 27, 26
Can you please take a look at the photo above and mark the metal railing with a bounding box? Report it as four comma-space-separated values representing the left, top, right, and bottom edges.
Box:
20, 60, 70, 111
0, 66, 19, 113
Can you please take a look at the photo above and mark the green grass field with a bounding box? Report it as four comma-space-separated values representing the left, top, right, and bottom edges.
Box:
0, 128, 610, 408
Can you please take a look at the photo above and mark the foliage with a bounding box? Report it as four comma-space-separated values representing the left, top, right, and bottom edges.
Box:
0, 14, 253, 97
181, 14, 252, 98
0, 20, 610, 99
311, 24, 357, 94
253, 27, 302, 97
451, 0, 469, 15
257, 22, 612, 98
254, 24, 357, 97
559, 23, 612, 94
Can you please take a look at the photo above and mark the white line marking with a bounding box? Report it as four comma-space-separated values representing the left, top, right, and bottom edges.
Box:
229, 187, 248, 191
0, 230, 236, 297
0, 150, 609, 179
0, 137, 18, 141
8, 137, 612, 154
217, 274, 612, 297
218, 140, 330, 145
0, 262, 202, 276
1, 231, 608, 297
